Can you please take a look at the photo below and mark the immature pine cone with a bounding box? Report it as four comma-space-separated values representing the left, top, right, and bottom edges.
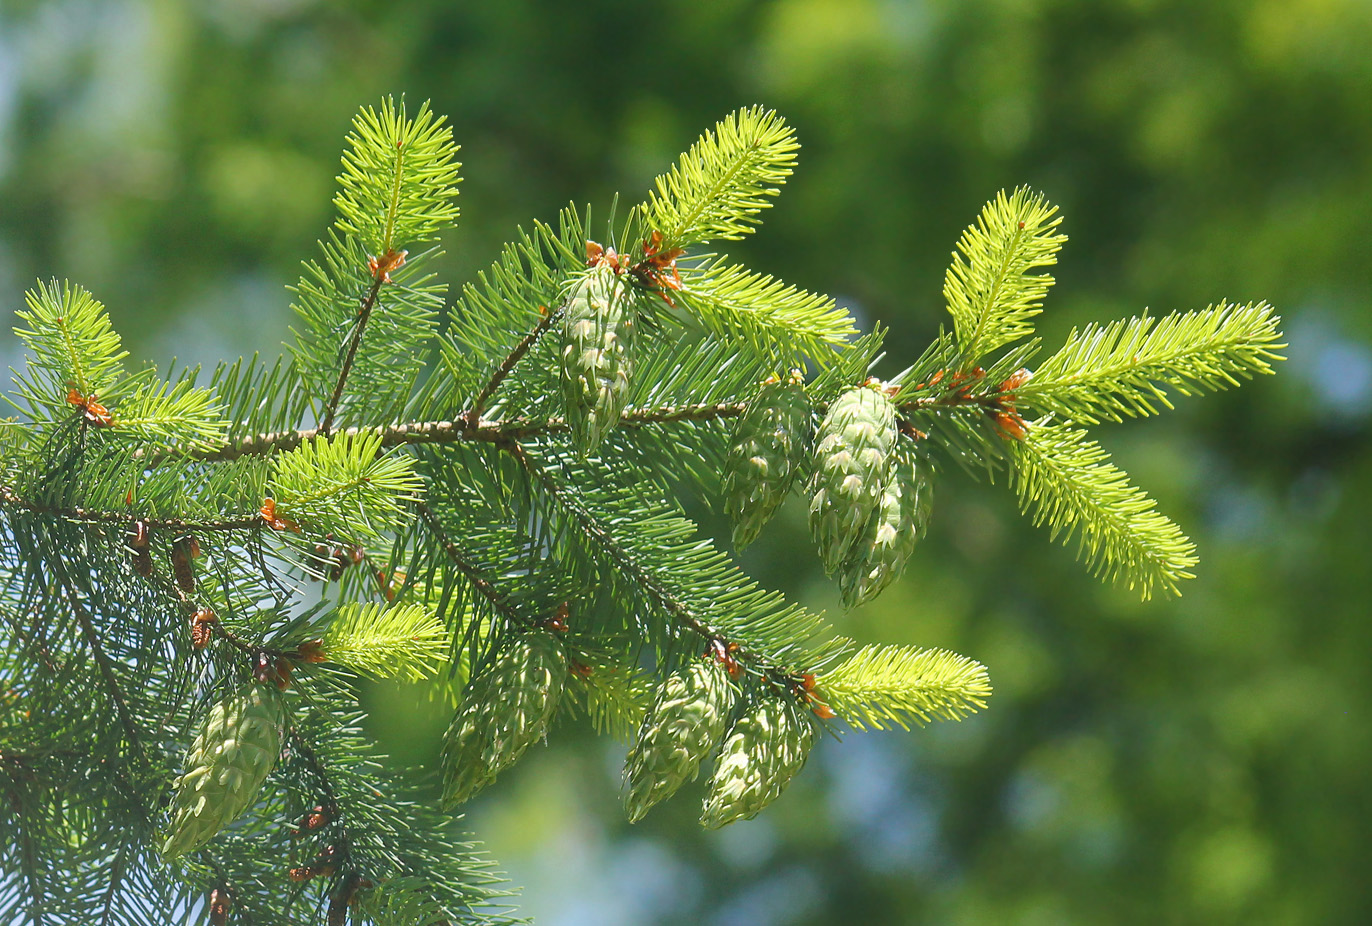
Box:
723, 374, 813, 549
561, 264, 636, 451
807, 384, 898, 572
162, 682, 285, 858
700, 695, 816, 829
624, 658, 737, 822
442, 630, 566, 806
838, 446, 932, 607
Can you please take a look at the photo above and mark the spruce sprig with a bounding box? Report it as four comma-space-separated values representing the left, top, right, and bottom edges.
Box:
1009, 419, 1198, 598
944, 186, 1066, 365
641, 106, 799, 248
675, 260, 858, 366
319, 602, 448, 682
1019, 301, 1284, 423
817, 643, 993, 730
10, 280, 128, 409
334, 97, 462, 254
266, 431, 422, 540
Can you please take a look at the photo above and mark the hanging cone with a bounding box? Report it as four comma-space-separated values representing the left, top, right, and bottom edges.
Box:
807, 384, 898, 572
723, 373, 813, 549
162, 683, 285, 858
838, 444, 932, 607
700, 694, 816, 829
561, 264, 636, 451
624, 658, 737, 822
442, 630, 566, 806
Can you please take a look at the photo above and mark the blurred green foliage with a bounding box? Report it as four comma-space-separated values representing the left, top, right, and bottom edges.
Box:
3, 1, 1370, 923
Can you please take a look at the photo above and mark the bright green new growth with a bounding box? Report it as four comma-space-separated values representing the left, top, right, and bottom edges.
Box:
817, 644, 992, 730
700, 695, 816, 829
641, 105, 798, 248
944, 186, 1066, 365
1009, 420, 1198, 597
724, 373, 814, 548
334, 96, 461, 254
1019, 301, 1284, 424
0, 95, 1283, 924
161, 683, 285, 859
624, 658, 738, 822
8, 280, 225, 447
267, 431, 423, 540
320, 602, 448, 682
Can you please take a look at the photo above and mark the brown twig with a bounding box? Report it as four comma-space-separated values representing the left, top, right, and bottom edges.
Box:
138, 401, 750, 465
319, 277, 385, 437
414, 500, 523, 625
463, 306, 565, 430
49, 559, 145, 760
0, 487, 261, 533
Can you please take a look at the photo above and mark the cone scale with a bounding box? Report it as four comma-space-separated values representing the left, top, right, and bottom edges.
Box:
700, 695, 816, 829
838, 445, 932, 607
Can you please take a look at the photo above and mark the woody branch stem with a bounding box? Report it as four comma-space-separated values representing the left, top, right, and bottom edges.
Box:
319, 277, 385, 437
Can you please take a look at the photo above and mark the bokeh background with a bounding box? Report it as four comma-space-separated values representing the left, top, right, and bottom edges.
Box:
3, 1, 1371, 923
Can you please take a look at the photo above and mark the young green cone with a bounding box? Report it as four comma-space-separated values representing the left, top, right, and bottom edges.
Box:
624, 658, 737, 823
442, 630, 566, 806
807, 384, 899, 572
161, 683, 285, 858
723, 374, 813, 549
838, 445, 932, 607
561, 263, 636, 451
700, 695, 816, 829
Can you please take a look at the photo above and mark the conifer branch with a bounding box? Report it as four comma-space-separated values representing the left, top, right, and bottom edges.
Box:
141, 402, 750, 464
1018, 301, 1284, 423
18, 825, 43, 926
507, 443, 720, 646
98, 845, 129, 926
0, 487, 261, 533
0, 99, 1284, 920
944, 187, 1065, 365
1009, 419, 1198, 598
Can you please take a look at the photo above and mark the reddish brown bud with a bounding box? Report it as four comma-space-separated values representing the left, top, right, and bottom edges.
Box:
67, 388, 114, 427
208, 888, 230, 925
190, 609, 216, 650
366, 248, 408, 284
994, 410, 1028, 441
170, 539, 195, 595
252, 651, 274, 685
259, 498, 298, 533
302, 805, 330, 832
296, 639, 328, 663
